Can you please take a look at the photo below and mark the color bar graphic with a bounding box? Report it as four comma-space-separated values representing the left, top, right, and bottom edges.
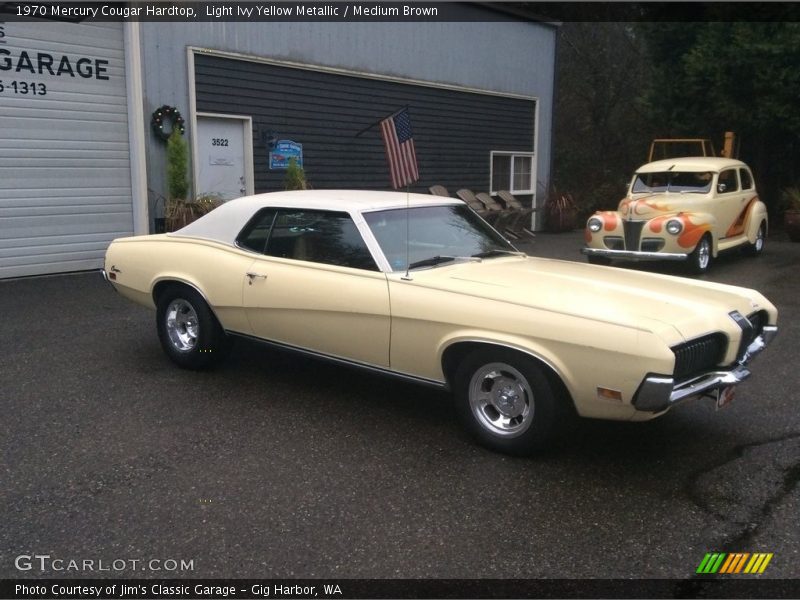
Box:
697, 552, 773, 574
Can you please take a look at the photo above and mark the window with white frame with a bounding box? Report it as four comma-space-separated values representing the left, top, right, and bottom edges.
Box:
490, 152, 535, 194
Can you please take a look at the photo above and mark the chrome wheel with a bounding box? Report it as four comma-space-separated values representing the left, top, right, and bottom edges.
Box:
754, 225, 765, 252
165, 299, 199, 352
697, 238, 710, 270
468, 362, 534, 437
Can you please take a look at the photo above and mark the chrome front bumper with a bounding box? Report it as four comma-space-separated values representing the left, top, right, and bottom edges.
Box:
582, 247, 688, 262
633, 326, 777, 412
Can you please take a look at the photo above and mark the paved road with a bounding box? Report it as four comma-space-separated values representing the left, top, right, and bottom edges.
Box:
2, 232, 798, 581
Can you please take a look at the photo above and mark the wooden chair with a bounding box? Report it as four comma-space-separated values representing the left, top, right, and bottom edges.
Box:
497, 190, 537, 237
428, 185, 450, 197
476, 192, 519, 239
456, 189, 493, 221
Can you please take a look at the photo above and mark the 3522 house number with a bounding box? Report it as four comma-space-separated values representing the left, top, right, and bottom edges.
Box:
211, 138, 229, 147
0, 80, 47, 95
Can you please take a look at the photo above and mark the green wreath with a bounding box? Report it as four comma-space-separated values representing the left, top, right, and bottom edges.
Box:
151, 105, 186, 141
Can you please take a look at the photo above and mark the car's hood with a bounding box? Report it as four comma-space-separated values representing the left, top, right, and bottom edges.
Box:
620, 194, 707, 220
406, 256, 769, 343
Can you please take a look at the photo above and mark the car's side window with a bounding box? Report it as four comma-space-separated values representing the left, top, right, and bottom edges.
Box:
236, 209, 277, 253
717, 169, 739, 195
740, 168, 754, 191
265, 209, 379, 271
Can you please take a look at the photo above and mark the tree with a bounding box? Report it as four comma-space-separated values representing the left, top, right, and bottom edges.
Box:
638, 22, 800, 210
166, 129, 189, 200
552, 23, 652, 216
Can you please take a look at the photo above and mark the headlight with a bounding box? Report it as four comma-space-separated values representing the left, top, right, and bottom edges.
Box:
666, 219, 683, 235
588, 217, 603, 232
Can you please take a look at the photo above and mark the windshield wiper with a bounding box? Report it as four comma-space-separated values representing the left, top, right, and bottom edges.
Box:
408, 255, 479, 270
471, 249, 526, 259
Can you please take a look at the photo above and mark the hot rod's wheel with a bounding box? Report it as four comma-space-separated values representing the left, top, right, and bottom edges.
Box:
744, 221, 766, 256
688, 234, 713, 274
453, 348, 568, 455
156, 285, 229, 370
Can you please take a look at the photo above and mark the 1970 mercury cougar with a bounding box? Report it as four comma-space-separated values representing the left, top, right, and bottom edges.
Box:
104, 190, 777, 455
582, 157, 768, 273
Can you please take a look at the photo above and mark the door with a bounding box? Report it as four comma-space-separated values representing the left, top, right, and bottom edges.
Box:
195, 115, 253, 201
715, 168, 748, 240
240, 208, 391, 367
0, 21, 133, 278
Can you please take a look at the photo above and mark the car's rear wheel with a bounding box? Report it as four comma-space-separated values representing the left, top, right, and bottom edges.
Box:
156, 285, 229, 369
453, 348, 568, 455
688, 234, 713, 274
744, 221, 766, 256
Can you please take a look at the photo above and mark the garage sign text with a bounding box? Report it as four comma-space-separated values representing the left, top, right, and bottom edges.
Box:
0, 48, 109, 80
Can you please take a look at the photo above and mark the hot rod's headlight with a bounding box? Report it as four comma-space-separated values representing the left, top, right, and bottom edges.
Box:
666, 219, 683, 235
588, 217, 603, 232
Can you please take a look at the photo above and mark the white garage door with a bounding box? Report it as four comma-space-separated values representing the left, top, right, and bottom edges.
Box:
0, 21, 133, 279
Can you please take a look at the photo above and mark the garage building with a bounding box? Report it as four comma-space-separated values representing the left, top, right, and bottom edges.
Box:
0, 9, 557, 279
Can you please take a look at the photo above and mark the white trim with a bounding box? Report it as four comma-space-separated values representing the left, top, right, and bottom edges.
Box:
187, 47, 199, 198
489, 151, 536, 195
188, 46, 538, 102
123, 21, 148, 235
196, 112, 255, 197
532, 100, 541, 230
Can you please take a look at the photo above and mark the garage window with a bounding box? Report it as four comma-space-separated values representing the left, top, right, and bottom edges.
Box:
490, 152, 534, 194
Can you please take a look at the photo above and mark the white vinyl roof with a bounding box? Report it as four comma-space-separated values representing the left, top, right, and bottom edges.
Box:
170, 189, 462, 245
637, 157, 748, 173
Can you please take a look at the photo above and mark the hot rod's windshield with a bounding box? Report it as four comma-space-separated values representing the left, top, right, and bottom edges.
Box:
632, 171, 713, 194
363, 204, 517, 272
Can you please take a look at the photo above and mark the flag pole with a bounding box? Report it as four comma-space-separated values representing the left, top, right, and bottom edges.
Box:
354, 105, 409, 138
402, 183, 411, 281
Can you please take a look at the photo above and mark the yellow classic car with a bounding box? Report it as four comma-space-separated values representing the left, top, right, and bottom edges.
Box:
104, 190, 777, 455
582, 157, 768, 273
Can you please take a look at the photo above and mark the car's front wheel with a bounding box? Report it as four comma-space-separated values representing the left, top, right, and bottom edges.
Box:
156, 285, 230, 369
688, 233, 713, 274
453, 348, 569, 455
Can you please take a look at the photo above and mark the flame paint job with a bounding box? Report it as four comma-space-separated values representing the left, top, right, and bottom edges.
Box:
584, 158, 769, 262
726, 196, 759, 238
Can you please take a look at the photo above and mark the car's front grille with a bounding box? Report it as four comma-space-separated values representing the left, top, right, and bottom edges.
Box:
603, 236, 624, 250
641, 238, 665, 252
623, 220, 645, 251
747, 310, 767, 339
672, 333, 727, 381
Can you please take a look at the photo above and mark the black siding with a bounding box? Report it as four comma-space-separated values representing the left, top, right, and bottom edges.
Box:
194, 54, 535, 195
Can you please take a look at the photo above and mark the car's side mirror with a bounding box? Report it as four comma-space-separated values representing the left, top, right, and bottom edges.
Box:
717, 183, 727, 194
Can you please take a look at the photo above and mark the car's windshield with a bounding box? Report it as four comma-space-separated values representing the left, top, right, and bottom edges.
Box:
632, 171, 713, 194
363, 204, 517, 271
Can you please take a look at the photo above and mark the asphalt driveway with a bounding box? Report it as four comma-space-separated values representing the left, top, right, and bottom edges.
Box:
2, 231, 799, 582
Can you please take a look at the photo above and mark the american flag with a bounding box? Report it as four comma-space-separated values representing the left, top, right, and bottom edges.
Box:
379, 108, 419, 189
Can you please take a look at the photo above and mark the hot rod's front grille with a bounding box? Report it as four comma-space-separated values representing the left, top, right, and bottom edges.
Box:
672, 333, 727, 381
623, 220, 645, 251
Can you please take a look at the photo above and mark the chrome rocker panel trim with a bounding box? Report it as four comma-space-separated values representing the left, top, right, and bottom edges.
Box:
633, 327, 776, 412
581, 248, 688, 262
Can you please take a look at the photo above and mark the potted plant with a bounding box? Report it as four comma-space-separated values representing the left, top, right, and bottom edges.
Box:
781, 187, 800, 242
543, 186, 578, 233
164, 130, 220, 231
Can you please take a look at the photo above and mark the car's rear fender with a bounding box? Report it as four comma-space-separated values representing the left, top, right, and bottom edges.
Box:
744, 200, 769, 244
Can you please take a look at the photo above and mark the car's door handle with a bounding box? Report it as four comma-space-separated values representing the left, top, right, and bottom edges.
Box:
246, 272, 267, 285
